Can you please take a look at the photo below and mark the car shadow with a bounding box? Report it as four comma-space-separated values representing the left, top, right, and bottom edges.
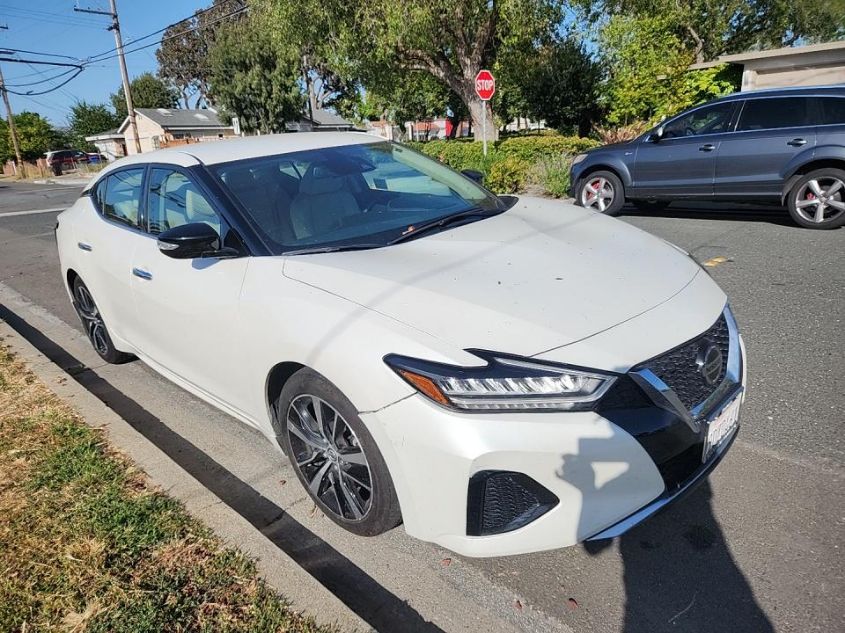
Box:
619, 201, 799, 227
558, 438, 775, 632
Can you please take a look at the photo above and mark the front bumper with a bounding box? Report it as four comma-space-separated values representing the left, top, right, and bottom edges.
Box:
361, 309, 746, 558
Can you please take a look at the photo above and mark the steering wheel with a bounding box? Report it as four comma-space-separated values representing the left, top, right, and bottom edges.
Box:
684, 127, 696, 137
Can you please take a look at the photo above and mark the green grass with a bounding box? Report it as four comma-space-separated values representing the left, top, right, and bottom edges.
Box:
0, 345, 339, 633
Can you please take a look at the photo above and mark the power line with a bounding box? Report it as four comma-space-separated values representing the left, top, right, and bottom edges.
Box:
0, 47, 84, 61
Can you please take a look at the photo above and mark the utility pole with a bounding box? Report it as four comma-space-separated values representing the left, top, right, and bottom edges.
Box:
75, 1, 141, 154
0, 25, 23, 170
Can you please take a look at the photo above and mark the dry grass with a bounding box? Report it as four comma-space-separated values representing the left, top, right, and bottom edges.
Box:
0, 343, 338, 633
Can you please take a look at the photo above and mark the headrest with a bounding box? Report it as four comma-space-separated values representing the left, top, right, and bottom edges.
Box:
186, 189, 217, 220
222, 167, 255, 192
299, 163, 344, 195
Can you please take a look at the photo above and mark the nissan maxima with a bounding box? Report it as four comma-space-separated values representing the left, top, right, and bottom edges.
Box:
55, 133, 746, 557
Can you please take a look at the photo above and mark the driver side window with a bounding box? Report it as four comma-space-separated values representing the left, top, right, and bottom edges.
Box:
662, 103, 734, 139
146, 168, 221, 236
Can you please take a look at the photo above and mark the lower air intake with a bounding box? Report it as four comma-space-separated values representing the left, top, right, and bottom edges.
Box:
467, 471, 559, 537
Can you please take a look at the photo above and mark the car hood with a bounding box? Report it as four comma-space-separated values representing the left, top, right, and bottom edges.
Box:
282, 197, 700, 357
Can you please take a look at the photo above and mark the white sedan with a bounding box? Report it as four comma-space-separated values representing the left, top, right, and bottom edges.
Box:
55, 133, 746, 557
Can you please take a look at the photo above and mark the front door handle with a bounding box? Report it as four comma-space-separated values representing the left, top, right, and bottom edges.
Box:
132, 267, 153, 281
77, 242, 92, 251
787, 138, 808, 147
699, 144, 716, 152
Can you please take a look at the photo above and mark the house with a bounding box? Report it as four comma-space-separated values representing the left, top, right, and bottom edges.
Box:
84, 129, 127, 162
118, 108, 235, 155
691, 40, 845, 91
284, 109, 355, 132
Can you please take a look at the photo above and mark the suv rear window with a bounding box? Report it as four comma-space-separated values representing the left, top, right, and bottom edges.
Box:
737, 98, 812, 131
819, 97, 845, 125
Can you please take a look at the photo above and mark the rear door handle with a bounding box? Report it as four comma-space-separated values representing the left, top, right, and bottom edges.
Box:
699, 144, 716, 152
77, 242, 92, 251
132, 267, 153, 280
787, 138, 807, 147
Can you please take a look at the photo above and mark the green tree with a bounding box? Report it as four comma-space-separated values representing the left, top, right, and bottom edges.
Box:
111, 73, 179, 120
260, 0, 563, 142
67, 101, 120, 151
156, 0, 246, 108
0, 112, 61, 162
519, 38, 602, 135
579, 0, 845, 63
207, 16, 304, 133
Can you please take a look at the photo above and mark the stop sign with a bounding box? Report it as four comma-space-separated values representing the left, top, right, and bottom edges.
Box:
475, 70, 496, 101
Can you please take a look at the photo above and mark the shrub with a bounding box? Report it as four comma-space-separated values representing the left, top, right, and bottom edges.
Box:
497, 135, 599, 162
530, 155, 573, 198
593, 121, 650, 144
487, 157, 532, 194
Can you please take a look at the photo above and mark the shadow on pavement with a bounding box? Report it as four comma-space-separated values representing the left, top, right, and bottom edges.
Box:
620, 201, 798, 227
585, 480, 774, 633
0, 305, 444, 633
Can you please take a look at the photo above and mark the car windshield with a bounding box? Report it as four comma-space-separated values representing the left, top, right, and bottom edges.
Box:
210, 141, 502, 254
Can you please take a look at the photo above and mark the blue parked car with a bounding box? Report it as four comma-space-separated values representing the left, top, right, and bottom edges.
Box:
570, 85, 845, 229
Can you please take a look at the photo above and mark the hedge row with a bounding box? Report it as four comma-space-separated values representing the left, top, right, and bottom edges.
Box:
407, 134, 600, 195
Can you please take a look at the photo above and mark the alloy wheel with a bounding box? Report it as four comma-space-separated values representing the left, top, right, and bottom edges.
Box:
581, 177, 615, 212
794, 177, 845, 224
286, 394, 373, 521
74, 283, 109, 357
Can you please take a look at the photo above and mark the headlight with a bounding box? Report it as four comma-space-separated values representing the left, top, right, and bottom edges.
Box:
384, 351, 616, 412
571, 153, 588, 165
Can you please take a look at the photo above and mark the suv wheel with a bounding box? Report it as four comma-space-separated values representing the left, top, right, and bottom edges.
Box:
576, 171, 625, 216
787, 168, 845, 229
276, 368, 402, 536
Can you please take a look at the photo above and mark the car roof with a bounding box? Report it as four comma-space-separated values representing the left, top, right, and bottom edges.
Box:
107, 132, 382, 170
716, 84, 845, 102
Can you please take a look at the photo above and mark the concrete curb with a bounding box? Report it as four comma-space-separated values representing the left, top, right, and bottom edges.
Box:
0, 308, 370, 631
31, 177, 93, 186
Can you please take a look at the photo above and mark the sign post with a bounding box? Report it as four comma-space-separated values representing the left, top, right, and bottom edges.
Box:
474, 69, 496, 156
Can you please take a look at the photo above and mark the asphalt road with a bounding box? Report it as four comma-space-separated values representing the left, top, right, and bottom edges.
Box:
1, 179, 843, 633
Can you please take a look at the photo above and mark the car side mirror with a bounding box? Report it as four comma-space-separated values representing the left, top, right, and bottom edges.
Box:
461, 169, 485, 185
157, 222, 238, 259
647, 126, 664, 143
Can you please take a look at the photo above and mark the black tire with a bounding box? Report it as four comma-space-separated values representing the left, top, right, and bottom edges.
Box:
71, 277, 133, 364
787, 168, 845, 229
575, 170, 625, 216
633, 199, 670, 213
276, 368, 402, 536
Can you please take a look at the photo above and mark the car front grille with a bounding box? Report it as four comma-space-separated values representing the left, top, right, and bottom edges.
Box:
635, 314, 730, 413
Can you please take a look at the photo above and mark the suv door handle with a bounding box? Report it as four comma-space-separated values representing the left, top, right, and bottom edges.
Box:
132, 267, 153, 281
77, 242, 92, 251
787, 138, 807, 147
699, 144, 716, 152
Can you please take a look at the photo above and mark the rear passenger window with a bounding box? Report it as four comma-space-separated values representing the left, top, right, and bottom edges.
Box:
147, 168, 221, 236
737, 98, 812, 131
97, 168, 145, 227
819, 98, 845, 125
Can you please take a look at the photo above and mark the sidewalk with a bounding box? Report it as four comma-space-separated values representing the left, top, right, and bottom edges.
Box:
31, 172, 96, 186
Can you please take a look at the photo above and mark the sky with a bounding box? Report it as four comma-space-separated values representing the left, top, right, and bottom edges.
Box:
0, 0, 207, 126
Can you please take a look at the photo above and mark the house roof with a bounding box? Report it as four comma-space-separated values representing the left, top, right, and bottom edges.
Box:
84, 128, 123, 141
308, 109, 353, 127
717, 40, 845, 64
118, 108, 233, 133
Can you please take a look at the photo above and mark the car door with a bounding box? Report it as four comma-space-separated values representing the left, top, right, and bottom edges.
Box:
129, 165, 250, 411
74, 167, 149, 349
632, 101, 737, 198
715, 96, 816, 198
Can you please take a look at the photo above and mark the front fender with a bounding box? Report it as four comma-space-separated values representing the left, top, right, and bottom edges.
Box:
572, 151, 635, 189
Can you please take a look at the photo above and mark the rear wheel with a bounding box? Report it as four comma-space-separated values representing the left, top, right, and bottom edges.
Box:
71, 277, 133, 364
576, 171, 625, 216
787, 168, 845, 229
277, 369, 402, 536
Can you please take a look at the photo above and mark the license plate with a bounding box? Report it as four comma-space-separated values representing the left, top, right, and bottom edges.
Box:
703, 395, 741, 462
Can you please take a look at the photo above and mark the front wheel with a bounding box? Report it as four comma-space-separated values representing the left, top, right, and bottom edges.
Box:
787, 168, 845, 229
576, 171, 625, 216
277, 369, 402, 536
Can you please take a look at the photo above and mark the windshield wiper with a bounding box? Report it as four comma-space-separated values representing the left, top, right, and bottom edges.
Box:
282, 243, 384, 256
388, 207, 500, 245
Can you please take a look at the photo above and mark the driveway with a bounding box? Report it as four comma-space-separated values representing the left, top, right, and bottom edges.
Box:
1, 181, 842, 633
